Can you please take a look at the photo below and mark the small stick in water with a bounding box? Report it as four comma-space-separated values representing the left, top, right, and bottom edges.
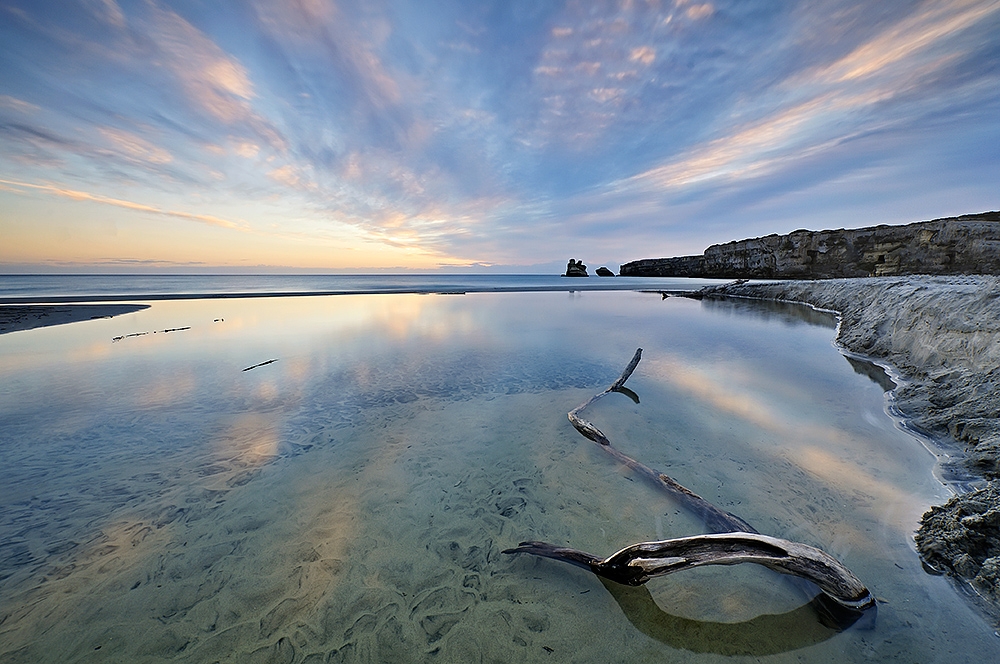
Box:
242, 359, 278, 372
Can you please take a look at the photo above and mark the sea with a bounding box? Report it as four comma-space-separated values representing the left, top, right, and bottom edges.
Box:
0, 274, 997, 662
0, 273, 725, 302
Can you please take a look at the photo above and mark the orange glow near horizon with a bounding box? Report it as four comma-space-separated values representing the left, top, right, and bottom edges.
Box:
0, 183, 472, 271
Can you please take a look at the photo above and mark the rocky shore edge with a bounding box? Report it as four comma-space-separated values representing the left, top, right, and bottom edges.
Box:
695, 276, 1000, 618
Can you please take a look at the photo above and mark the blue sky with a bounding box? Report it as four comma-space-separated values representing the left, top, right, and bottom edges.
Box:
1, 0, 998, 272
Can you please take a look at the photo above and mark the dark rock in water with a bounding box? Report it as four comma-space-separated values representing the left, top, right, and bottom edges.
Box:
596, 267, 615, 277
564, 259, 588, 277
916, 482, 1000, 603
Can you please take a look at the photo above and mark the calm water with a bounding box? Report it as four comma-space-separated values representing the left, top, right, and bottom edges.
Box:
0, 274, 724, 302
0, 290, 996, 662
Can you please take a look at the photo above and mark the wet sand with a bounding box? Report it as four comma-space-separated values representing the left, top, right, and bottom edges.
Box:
0, 304, 149, 334
702, 276, 1000, 613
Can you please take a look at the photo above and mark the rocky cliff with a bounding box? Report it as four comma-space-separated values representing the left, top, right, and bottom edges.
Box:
620, 211, 1000, 279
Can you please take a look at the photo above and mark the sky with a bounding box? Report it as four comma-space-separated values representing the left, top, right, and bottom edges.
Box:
1, 0, 998, 273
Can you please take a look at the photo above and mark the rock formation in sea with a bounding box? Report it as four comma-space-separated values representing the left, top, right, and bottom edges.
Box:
596, 267, 615, 277
564, 259, 589, 277
620, 211, 1000, 279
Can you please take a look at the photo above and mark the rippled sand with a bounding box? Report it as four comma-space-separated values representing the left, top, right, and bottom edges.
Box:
1, 292, 997, 662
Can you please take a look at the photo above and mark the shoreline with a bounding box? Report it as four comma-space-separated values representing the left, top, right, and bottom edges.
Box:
0, 304, 150, 335
698, 275, 1000, 617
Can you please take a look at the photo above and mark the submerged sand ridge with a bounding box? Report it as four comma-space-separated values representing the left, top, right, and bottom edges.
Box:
700, 276, 1000, 611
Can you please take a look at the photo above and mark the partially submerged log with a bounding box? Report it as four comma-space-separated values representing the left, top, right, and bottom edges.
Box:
503, 533, 875, 614
507, 348, 876, 628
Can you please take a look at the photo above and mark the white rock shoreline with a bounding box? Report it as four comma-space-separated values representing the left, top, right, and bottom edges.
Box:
699, 275, 1000, 615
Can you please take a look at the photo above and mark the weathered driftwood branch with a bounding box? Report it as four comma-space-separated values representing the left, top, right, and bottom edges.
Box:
503, 533, 875, 613
509, 348, 876, 626
567, 348, 754, 534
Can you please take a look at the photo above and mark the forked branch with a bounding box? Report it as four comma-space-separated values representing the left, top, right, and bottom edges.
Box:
567, 348, 754, 534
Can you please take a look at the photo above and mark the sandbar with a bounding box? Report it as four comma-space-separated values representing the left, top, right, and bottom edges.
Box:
0, 303, 150, 335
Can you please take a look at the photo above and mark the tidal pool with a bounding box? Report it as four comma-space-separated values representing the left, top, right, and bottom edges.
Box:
0, 291, 996, 662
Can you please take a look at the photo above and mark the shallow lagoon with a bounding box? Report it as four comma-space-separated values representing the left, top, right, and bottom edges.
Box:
0, 290, 997, 662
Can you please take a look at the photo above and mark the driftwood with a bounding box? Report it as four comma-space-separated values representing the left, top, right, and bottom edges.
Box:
242, 358, 279, 372
568, 348, 754, 534
506, 348, 876, 626
504, 533, 874, 613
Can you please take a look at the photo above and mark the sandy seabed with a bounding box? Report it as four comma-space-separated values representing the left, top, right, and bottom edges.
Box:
2, 287, 1000, 662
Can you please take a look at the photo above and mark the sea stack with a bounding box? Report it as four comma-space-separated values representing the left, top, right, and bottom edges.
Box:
564, 259, 588, 277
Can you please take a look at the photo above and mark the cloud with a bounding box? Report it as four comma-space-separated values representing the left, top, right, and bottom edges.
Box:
521, 0, 732, 151
629, 46, 656, 65
684, 3, 715, 21
267, 164, 304, 188
252, 0, 404, 114
0, 95, 40, 114
97, 127, 173, 165
620, 0, 1000, 196
89, 0, 126, 29
146, 5, 255, 124
803, 0, 999, 85
233, 141, 260, 158
0, 178, 247, 230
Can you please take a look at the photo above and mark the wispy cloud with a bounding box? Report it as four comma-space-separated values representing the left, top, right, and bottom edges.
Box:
97, 127, 173, 165
148, 6, 255, 123
0, 95, 39, 113
622, 0, 1000, 196
804, 0, 999, 85
0, 178, 247, 229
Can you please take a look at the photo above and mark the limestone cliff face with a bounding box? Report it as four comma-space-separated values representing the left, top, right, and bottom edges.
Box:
620, 212, 1000, 278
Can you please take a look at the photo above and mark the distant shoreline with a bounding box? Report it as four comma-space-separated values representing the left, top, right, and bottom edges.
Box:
0, 304, 150, 334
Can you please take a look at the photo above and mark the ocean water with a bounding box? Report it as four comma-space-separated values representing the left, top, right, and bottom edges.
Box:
0, 274, 724, 302
0, 289, 997, 662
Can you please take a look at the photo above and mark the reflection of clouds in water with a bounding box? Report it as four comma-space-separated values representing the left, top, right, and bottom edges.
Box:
0, 463, 364, 662
789, 444, 931, 546
644, 355, 786, 432
213, 294, 484, 349
378, 297, 482, 342
67, 339, 114, 363
211, 413, 281, 469
254, 378, 281, 403
642, 354, 921, 548
135, 369, 198, 409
